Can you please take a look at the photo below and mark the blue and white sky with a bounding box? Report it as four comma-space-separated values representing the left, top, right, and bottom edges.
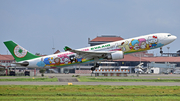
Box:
0, 0, 180, 55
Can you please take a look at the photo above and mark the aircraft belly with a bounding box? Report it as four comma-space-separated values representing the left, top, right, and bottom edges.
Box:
34, 53, 104, 68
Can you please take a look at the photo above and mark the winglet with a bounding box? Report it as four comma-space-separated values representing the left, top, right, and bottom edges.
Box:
64, 46, 72, 51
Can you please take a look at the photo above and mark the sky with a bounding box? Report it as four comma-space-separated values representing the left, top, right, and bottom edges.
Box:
0, 0, 180, 56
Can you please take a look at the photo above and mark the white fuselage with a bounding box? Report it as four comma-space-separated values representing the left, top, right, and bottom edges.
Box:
17, 33, 177, 68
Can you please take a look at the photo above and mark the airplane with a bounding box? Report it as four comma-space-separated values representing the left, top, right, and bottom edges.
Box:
3, 33, 177, 71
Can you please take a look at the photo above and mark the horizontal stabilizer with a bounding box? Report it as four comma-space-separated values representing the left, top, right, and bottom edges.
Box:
64, 46, 72, 51
12, 62, 29, 65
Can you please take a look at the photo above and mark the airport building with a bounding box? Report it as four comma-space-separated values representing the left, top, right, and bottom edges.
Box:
0, 54, 15, 68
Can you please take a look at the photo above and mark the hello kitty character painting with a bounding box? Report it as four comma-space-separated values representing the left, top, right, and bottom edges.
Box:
62, 56, 70, 64
147, 36, 158, 48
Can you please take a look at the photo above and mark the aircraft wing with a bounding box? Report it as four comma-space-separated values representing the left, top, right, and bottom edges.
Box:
64, 46, 113, 59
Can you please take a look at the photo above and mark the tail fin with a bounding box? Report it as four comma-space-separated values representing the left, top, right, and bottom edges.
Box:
4, 41, 40, 62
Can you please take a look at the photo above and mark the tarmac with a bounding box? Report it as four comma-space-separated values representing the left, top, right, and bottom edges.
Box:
0, 73, 180, 86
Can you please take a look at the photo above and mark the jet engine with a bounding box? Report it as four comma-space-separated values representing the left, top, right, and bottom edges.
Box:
11, 61, 29, 67
20, 61, 29, 66
107, 51, 124, 60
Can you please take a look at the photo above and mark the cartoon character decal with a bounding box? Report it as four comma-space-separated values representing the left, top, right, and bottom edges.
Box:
69, 55, 76, 63
117, 41, 131, 52
50, 57, 54, 64
138, 38, 146, 49
44, 57, 51, 65
36, 58, 46, 67
56, 56, 70, 65
62, 56, 70, 64
147, 36, 158, 48
43, 57, 55, 65
130, 39, 140, 50
54, 57, 60, 65
77, 58, 83, 63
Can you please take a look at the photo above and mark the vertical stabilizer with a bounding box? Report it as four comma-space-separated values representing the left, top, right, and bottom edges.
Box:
4, 41, 40, 62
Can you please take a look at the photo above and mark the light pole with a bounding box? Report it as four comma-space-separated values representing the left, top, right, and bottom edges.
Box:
140, 53, 141, 63
160, 47, 163, 56
167, 47, 170, 57
52, 37, 55, 53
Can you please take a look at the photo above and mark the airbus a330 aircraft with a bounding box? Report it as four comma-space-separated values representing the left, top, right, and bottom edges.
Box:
4, 33, 177, 71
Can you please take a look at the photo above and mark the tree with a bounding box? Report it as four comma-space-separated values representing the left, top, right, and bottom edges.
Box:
35, 53, 40, 55
39, 69, 46, 77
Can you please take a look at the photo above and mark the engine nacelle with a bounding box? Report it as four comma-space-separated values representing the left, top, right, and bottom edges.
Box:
107, 51, 124, 60
20, 61, 29, 66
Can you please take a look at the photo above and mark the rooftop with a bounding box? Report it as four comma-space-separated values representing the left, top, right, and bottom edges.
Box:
142, 57, 180, 62
54, 50, 60, 54
0, 55, 14, 61
115, 55, 180, 62
90, 35, 124, 42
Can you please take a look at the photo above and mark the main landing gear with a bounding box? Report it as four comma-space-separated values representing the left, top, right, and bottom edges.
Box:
91, 63, 99, 72
91, 63, 99, 77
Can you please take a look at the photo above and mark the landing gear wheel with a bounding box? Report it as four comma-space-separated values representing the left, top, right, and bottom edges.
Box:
91, 67, 96, 71
91, 63, 100, 73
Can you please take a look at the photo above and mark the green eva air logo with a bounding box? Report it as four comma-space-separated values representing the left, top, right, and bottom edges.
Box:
14, 45, 27, 58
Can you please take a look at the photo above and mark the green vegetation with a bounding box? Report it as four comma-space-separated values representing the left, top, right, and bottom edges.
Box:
78, 76, 180, 82
1, 76, 180, 82
0, 85, 180, 101
39, 69, 46, 77
0, 77, 58, 82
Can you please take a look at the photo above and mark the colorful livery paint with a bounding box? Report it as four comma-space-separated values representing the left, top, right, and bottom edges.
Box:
4, 33, 177, 68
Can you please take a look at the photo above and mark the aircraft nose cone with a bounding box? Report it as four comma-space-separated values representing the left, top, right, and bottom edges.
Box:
172, 35, 177, 41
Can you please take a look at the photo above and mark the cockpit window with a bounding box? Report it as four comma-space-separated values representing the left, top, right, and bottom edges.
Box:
167, 35, 171, 37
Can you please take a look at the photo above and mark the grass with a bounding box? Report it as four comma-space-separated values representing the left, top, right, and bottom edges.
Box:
77, 76, 180, 82
0, 77, 58, 82
0, 85, 180, 101
1, 76, 180, 82
94, 75, 180, 78
0, 96, 180, 101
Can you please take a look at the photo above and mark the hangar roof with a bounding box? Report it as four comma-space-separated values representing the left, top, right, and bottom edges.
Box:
142, 57, 180, 62
115, 55, 180, 62
54, 50, 60, 54
90, 36, 124, 42
0, 55, 14, 61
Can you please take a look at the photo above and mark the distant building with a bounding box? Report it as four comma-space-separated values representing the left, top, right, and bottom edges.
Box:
88, 35, 124, 46
0, 54, 15, 67
161, 50, 180, 57
54, 50, 60, 54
